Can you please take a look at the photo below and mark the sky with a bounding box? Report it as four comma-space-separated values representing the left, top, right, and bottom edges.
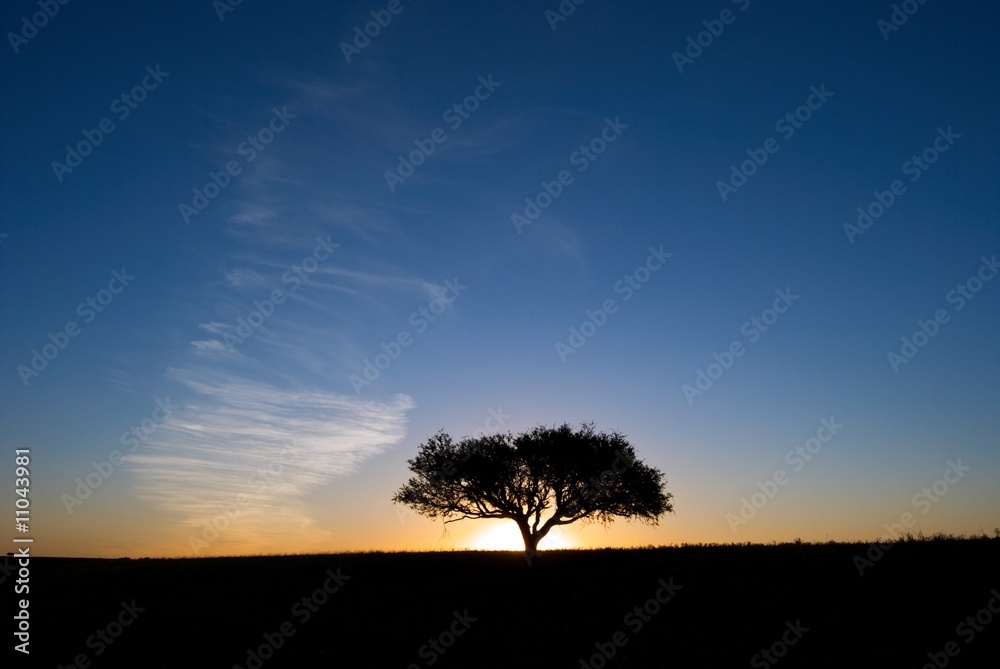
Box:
1, 0, 997, 558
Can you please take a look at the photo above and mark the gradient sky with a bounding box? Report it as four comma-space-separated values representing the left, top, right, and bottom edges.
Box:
2, 1, 997, 558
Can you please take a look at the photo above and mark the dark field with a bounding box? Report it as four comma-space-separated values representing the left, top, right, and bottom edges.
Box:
13, 537, 1000, 668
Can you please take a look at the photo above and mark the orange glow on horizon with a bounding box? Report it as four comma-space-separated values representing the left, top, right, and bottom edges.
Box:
465, 522, 579, 551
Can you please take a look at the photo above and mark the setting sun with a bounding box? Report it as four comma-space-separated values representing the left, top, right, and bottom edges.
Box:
469, 522, 579, 551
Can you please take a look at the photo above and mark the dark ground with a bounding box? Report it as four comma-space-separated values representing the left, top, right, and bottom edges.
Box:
9, 536, 1000, 668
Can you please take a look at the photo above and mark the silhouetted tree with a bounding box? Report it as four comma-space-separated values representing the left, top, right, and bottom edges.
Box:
391, 422, 673, 562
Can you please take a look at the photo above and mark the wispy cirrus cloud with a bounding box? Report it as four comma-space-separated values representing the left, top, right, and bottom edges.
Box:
125, 367, 414, 555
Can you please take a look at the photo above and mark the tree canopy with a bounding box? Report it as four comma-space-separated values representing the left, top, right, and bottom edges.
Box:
391, 422, 673, 560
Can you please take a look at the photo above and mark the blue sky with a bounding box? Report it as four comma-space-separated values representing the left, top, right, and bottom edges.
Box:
2, 0, 997, 556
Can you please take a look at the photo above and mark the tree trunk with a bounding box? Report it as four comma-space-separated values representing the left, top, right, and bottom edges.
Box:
518, 522, 540, 566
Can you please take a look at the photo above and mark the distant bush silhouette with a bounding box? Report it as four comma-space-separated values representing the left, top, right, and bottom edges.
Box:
392, 422, 673, 562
